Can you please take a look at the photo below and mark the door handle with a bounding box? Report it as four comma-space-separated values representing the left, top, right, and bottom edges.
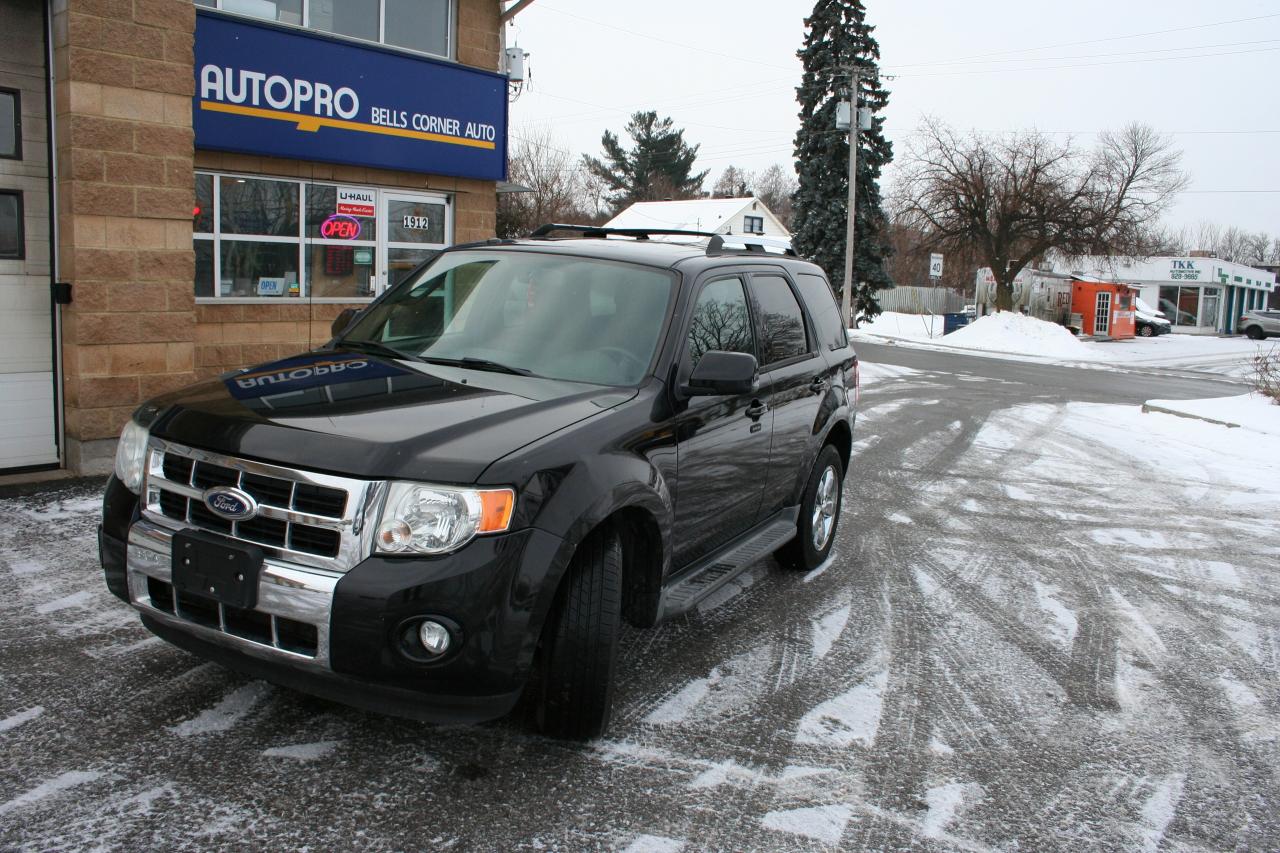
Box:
745, 401, 769, 420
809, 376, 828, 394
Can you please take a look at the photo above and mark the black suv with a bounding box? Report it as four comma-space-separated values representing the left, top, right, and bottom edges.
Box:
98, 226, 858, 738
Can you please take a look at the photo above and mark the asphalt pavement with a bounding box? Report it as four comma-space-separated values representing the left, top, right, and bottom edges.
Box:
1, 346, 1276, 852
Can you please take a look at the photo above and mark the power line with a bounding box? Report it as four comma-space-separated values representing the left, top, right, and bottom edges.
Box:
884, 37, 1280, 70
889, 44, 1280, 78
882, 11, 1280, 69
534, 3, 798, 73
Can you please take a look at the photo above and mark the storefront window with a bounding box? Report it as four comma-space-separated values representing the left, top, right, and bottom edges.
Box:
311, 0, 378, 43
1160, 285, 1202, 326
1201, 287, 1220, 329
200, 0, 452, 58
220, 177, 298, 237
385, 0, 450, 57
1177, 287, 1201, 326
219, 0, 302, 25
220, 241, 299, 298
194, 241, 214, 297
194, 171, 450, 301
194, 174, 213, 234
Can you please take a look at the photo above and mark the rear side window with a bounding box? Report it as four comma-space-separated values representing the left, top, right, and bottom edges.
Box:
749, 274, 809, 365
795, 272, 847, 350
687, 277, 754, 369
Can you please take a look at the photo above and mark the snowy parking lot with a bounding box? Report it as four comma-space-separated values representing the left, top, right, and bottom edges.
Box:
2, 344, 1278, 851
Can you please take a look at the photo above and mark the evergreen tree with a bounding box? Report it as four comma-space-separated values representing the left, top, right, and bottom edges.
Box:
792, 0, 894, 319
583, 111, 709, 213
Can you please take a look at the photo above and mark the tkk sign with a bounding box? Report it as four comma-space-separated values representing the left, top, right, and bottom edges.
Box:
1170, 260, 1202, 281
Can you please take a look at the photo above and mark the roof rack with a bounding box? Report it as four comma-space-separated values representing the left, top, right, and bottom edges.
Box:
529, 223, 720, 240
706, 234, 798, 257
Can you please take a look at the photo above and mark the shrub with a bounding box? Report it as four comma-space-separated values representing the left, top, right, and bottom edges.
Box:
1251, 349, 1280, 404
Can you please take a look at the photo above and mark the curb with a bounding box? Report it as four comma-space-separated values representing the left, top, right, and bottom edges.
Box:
1141, 403, 1241, 429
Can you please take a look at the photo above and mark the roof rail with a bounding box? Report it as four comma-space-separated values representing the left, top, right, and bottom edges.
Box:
706, 234, 798, 257
529, 223, 720, 240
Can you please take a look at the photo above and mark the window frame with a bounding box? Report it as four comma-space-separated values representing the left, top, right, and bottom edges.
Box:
794, 271, 848, 352
0, 190, 24, 260
743, 214, 764, 235
746, 270, 815, 370
680, 274, 759, 374
195, 170, 450, 303
0, 87, 20, 161
198, 0, 457, 61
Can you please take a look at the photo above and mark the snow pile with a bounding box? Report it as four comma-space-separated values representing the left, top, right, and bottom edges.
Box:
851, 311, 943, 341
1144, 393, 1280, 436
942, 312, 1099, 360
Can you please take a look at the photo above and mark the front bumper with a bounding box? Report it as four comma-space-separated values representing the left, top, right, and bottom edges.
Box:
109, 516, 566, 724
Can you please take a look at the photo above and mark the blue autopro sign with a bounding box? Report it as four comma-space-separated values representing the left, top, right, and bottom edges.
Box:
194, 12, 508, 181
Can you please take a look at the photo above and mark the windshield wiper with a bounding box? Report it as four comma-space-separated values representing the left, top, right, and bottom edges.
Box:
336, 338, 422, 362
420, 356, 533, 376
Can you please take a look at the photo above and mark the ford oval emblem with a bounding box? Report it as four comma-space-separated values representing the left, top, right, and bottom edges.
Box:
202, 486, 258, 521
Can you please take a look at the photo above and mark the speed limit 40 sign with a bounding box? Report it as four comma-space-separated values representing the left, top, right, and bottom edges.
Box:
929, 253, 944, 278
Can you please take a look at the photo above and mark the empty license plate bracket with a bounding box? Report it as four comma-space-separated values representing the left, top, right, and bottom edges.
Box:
171, 530, 264, 610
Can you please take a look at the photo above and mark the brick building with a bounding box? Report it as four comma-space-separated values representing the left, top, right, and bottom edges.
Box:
0, 0, 511, 475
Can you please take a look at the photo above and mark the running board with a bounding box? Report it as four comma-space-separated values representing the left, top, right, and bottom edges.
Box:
658, 509, 798, 620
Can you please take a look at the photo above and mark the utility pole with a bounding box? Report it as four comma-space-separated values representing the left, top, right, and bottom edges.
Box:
841, 68, 860, 330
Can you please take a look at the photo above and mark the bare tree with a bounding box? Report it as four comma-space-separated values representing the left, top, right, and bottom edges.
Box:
885, 216, 982, 294
895, 119, 1188, 311
497, 129, 591, 238
1246, 231, 1272, 265
753, 163, 798, 229
1217, 226, 1252, 263
712, 166, 751, 198
1192, 221, 1222, 255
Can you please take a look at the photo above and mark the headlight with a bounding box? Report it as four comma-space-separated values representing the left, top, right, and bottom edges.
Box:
375, 482, 515, 555
113, 420, 150, 494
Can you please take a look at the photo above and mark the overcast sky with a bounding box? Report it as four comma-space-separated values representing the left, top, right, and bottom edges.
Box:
506, 0, 1280, 238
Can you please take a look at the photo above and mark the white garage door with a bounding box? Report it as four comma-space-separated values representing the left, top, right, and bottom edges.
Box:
0, 1, 59, 471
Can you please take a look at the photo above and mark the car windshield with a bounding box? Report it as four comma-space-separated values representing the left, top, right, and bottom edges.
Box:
340, 250, 676, 386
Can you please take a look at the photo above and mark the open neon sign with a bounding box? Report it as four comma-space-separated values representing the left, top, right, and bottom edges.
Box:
321, 214, 362, 240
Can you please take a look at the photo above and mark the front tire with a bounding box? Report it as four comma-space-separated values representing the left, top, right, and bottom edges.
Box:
1138, 324, 1154, 337
1246, 326, 1265, 340
531, 529, 622, 739
778, 444, 844, 571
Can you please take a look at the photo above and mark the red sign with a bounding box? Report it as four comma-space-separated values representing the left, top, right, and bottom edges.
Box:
321, 214, 362, 240
337, 187, 375, 217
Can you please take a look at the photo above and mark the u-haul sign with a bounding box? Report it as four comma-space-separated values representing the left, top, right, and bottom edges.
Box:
337, 187, 375, 217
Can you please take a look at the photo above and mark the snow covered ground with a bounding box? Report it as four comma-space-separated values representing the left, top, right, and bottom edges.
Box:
853, 310, 1280, 378
2, 355, 1278, 851
1145, 392, 1280, 435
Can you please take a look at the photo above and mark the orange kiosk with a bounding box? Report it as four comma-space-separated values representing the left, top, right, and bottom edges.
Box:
1071, 279, 1136, 339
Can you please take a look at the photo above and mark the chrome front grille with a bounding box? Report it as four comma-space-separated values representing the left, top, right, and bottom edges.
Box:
142, 438, 386, 572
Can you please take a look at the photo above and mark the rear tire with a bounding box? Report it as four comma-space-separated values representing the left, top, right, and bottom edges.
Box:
778, 444, 844, 571
1246, 326, 1265, 340
531, 529, 622, 739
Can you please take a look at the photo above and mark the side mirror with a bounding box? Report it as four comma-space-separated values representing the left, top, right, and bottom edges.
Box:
331, 307, 359, 338
684, 351, 758, 396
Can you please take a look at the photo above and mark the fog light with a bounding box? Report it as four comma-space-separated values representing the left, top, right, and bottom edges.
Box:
418, 620, 451, 656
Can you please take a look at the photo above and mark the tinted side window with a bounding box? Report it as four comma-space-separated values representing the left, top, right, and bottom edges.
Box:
795, 273, 848, 350
750, 274, 808, 365
687, 277, 754, 368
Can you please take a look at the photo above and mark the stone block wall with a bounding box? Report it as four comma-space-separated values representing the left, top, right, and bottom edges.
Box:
54, 0, 196, 473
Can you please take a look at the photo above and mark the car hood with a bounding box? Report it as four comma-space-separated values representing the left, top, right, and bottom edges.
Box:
147, 351, 635, 483
1135, 310, 1170, 324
